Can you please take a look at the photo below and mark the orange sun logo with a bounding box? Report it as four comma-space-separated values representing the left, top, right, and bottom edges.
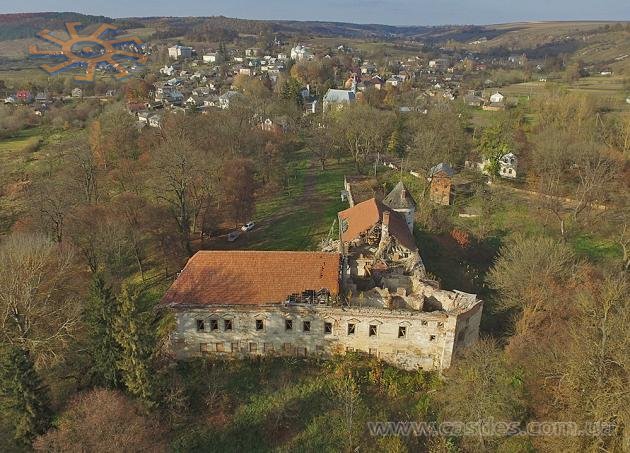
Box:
29, 22, 148, 82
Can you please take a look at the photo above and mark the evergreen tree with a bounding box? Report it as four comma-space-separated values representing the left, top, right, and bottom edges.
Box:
386, 128, 405, 157
113, 286, 154, 402
0, 347, 51, 446
85, 273, 121, 388
281, 77, 303, 107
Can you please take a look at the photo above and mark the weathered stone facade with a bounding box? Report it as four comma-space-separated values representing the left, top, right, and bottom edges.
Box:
169, 293, 482, 371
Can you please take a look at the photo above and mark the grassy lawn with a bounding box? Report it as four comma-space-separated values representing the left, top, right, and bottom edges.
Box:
570, 234, 621, 263
211, 152, 354, 252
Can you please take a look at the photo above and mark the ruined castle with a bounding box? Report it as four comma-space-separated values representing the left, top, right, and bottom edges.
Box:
161, 182, 482, 371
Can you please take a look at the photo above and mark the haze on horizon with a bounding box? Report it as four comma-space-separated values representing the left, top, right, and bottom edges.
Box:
2, 0, 629, 26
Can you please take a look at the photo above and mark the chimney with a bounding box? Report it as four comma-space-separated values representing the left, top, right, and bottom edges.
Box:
382, 211, 390, 236
401, 187, 406, 201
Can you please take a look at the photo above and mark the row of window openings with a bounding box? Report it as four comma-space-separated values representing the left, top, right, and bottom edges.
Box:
196, 319, 441, 341
200, 343, 427, 361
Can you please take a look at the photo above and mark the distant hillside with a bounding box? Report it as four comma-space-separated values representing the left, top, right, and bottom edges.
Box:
0, 12, 114, 40
0, 12, 626, 71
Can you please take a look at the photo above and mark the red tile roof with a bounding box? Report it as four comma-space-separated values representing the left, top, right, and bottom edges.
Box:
338, 198, 417, 251
161, 251, 341, 307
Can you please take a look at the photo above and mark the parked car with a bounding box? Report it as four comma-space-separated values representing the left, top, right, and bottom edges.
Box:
227, 231, 240, 242
241, 221, 255, 232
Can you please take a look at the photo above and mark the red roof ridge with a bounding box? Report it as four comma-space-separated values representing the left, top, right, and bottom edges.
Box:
162, 250, 341, 307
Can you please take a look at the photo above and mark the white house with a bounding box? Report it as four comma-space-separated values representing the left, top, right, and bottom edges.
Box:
489, 92, 505, 104
148, 114, 162, 128
290, 45, 313, 61
498, 153, 518, 179
160, 65, 176, 76
168, 45, 193, 60
322, 89, 356, 112
202, 53, 223, 64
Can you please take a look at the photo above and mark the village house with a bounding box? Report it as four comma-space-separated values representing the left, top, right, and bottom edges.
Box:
498, 152, 518, 179
148, 114, 162, 128
323, 89, 356, 112
463, 90, 485, 107
245, 48, 261, 57
290, 44, 313, 61
162, 248, 482, 371
16, 90, 33, 103
160, 65, 176, 76
202, 53, 223, 64
168, 45, 193, 60
489, 91, 505, 103
35, 92, 49, 103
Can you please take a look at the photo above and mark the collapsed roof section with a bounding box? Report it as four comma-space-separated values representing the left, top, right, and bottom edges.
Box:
338, 198, 417, 252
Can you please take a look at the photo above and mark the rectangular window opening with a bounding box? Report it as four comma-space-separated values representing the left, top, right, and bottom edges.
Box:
347, 323, 356, 335
256, 319, 264, 331
196, 319, 205, 331
224, 319, 233, 331
285, 319, 293, 331
398, 326, 407, 338
369, 324, 378, 337
303, 321, 311, 332
324, 322, 332, 334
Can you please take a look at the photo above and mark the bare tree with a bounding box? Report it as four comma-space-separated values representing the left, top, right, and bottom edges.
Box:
63, 136, 101, 205
0, 234, 80, 366
328, 104, 395, 172
221, 158, 256, 227
34, 389, 167, 452
152, 135, 204, 256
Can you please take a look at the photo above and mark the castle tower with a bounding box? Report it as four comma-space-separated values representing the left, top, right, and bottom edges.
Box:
382, 181, 416, 232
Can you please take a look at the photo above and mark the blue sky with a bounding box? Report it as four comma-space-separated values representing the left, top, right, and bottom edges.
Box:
2, 0, 629, 25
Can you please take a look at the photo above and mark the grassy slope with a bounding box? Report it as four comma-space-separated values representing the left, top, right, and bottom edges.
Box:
168, 354, 440, 452
0, 127, 43, 234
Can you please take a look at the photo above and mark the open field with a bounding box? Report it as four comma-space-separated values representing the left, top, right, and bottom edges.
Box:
497, 76, 628, 106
